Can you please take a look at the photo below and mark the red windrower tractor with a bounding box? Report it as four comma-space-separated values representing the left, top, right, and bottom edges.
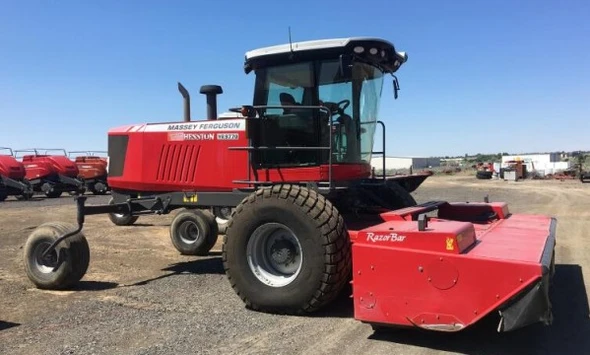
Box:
23, 37, 556, 334
67, 151, 110, 195
0, 147, 34, 201
15, 148, 86, 198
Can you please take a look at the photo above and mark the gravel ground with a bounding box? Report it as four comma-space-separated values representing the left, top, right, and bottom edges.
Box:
1, 175, 589, 355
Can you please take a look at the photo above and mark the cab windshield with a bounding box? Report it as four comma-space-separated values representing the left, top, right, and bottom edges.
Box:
252, 59, 384, 167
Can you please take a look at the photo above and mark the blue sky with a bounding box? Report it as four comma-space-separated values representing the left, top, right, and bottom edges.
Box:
0, 0, 588, 157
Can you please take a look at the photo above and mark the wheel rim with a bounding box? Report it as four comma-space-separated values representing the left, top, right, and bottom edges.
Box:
110, 198, 126, 218
31, 242, 58, 274
246, 223, 303, 287
178, 220, 201, 245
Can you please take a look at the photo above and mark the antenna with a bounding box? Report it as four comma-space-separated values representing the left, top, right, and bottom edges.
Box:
288, 26, 294, 55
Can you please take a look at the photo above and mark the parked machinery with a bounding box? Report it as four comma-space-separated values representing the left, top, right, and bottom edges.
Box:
22, 37, 556, 334
475, 162, 494, 180
14, 148, 85, 198
68, 151, 110, 195
0, 147, 34, 201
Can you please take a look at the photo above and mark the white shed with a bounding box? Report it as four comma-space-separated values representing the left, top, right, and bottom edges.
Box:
371, 157, 413, 171
371, 156, 441, 171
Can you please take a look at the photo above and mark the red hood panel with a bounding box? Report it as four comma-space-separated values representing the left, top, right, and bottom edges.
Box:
0, 156, 26, 179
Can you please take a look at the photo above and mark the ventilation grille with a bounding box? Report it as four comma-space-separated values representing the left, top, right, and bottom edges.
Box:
156, 144, 200, 183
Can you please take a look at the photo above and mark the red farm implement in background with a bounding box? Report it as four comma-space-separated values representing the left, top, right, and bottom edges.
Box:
21, 37, 556, 335
67, 151, 110, 195
0, 147, 34, 201
14, 148, 85, 198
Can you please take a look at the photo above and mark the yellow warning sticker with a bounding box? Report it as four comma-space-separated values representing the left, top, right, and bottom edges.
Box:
446, 237, 455, 251
183, 194, 198, 203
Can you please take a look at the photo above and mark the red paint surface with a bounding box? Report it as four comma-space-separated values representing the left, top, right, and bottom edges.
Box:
0, 155, 26, 179
107, 118, 372, 191
21, 155, 79, 180
73, 156, 108, 180
349, 205, 553, 330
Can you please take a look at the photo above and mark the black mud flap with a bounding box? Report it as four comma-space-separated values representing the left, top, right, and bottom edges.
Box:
497, 274, 553, 332
497, 219, 556, 332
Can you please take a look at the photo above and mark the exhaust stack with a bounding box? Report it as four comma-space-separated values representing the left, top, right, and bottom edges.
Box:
177, 82, 191, 122
200, 85, 223, 120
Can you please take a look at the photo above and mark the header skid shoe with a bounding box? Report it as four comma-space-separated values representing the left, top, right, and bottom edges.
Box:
350, 201, 556, 332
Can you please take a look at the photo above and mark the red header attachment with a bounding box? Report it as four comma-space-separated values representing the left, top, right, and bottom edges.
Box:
355, 219, 477, 254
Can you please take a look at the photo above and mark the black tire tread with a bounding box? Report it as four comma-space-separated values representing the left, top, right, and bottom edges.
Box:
50, 222, 90, 284
476, 171, 493, 180
384, 181, 417, 208
200, 209, 220, 254
170, 209, 217, 256
45, 190, 62, 198
23, 222, 90, 289
222, 184, 351, 314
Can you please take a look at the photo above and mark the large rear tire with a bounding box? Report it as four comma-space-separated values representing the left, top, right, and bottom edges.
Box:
376, 181, 417, 210
23, 222, 90, 289
170, 209, 219, 256
222, 184, 351, 314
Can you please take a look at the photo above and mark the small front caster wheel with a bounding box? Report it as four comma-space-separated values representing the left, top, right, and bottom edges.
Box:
107, 197, 138, 226
170, 209, 218, 256
23, 222, 90, 289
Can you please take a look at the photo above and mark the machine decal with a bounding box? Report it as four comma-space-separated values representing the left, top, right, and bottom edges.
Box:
446, 237, 455, 250
366, 232, 406, 242
217, 133, 239, 140
144, 119, 246, 132
167, 132, 215, 141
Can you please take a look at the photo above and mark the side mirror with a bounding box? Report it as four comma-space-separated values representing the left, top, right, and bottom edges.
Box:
392, 75, 400, 100
338, 54, 353, 78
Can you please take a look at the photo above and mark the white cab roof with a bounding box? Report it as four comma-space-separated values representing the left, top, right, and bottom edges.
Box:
246, 37, 406, 62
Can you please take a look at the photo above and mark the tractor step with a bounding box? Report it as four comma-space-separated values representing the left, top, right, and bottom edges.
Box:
349, 201, 556, 333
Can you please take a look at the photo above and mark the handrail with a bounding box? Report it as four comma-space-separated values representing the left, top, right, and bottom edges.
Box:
0, 147, 14, 156
359, 120, 386, 180
228, 106, 388, 189
228, 104, 334, 190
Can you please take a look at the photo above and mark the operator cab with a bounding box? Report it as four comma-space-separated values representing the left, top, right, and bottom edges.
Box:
244, 37, 407, 169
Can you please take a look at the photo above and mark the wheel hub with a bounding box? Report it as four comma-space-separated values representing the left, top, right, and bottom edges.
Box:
95, 182, 107, 193
179, 221, 200, 244
246, 223, 303, 287
269, 239, 296, 265
33, 242, 58, 273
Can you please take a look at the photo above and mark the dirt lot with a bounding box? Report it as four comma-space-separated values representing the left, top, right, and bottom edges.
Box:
1, 175, 589, 355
